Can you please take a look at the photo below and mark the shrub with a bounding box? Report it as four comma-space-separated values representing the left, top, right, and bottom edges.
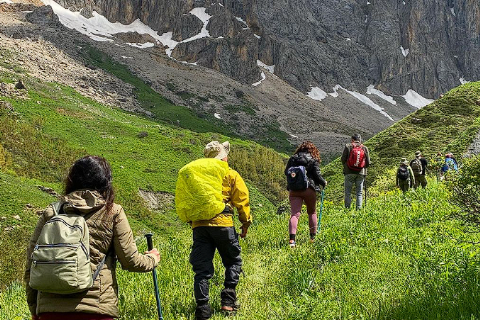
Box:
229, 144, 288, 203
137, 131, 148, 138
450, 155, 480, 223
0, 143, 12, 169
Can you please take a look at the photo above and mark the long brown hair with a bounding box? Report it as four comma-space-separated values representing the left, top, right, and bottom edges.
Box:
294, 141, 321, 162
65, 156, 115, 213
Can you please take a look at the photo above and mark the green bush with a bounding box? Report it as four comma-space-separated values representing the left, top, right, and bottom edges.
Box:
450, 155, 480, 223
229, 144, 288, 203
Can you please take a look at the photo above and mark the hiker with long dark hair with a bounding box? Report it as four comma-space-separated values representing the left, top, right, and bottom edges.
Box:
285, 141, 327, 247
25, 156, 160, 320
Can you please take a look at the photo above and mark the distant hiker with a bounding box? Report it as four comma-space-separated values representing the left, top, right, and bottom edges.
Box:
434, 152, 444, 181
396, 158, 415, 192
25, 156, 160, 320
341, 134, 371, 210
442, 152, 459, 174
410, 150, 428, 189
285, 141, 327, 248
175, 141, 252, 320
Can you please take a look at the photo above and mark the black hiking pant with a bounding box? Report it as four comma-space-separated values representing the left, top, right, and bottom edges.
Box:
190, 226, 242, 306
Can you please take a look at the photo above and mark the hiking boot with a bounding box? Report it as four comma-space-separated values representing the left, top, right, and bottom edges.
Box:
220, 287, 239, 315
289, 240, 296, 248
221, 304, 240, 316
195, 303, 212, 320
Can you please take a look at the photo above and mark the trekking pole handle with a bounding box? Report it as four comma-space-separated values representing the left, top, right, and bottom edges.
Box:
145, 233, 154, 251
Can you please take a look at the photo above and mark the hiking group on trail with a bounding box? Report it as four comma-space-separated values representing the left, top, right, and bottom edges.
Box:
395, 150, 461, 192
24, 134, 461, 320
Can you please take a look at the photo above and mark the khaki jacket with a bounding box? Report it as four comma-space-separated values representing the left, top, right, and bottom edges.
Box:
25, 190, 158, 318
192, 168, 252, 229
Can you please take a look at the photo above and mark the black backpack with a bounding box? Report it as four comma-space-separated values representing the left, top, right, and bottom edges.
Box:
397, 166, 410, 180
286, 166, 309, 191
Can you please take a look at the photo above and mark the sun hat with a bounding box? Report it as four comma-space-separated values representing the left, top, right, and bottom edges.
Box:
415, 150, 421, 157
400, 157, 409, 165
204, 141, 230, 159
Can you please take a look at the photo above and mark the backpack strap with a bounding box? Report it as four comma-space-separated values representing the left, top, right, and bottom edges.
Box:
51, 201, 63, 216
92, 246, 113, 282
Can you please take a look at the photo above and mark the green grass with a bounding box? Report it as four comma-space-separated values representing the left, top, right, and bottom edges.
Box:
3, 178, 480, 319
0, 172, 58, 289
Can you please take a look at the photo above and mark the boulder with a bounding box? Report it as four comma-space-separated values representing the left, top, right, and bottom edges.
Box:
26, 5, 60, 26
172, 13, 204, 42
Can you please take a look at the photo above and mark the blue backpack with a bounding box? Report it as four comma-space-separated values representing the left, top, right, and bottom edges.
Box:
286, 166, 309, 191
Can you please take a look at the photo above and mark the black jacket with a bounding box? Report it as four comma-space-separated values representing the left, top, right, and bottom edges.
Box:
285, 152, 327, 191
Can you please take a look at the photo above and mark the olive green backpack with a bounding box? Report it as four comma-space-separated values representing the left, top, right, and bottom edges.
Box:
29, 202, 108, 294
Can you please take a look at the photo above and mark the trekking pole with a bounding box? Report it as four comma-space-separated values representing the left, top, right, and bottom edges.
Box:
317, 189, 325, 233
145, 233, 164, 320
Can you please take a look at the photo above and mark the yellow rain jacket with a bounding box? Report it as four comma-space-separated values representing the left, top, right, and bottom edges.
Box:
176, 158, 251, 229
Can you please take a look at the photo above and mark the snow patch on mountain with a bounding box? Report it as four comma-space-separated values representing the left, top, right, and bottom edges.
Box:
0, 0, 13, 3
366, 85, 397, 105
307, 87, 328, 101
252, 72, 266, 86
129, 43, 154, 49
345, 89, 394, 121
235, 16, 248, 29
460, 78, 469, 84
42, 1, 214, 58
42, 0, 164, 47
159, 32, 179, 56
401, 46, 409, 57
402, 90, 434, 109
183, 8, 211, 43
257, 60, 275, 74
308, 85, 395, 120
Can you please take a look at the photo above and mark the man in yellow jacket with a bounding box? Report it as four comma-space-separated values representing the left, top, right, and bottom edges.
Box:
176, 141, 252, 320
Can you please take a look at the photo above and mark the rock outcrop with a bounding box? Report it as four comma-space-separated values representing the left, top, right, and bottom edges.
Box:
54, 0, 480, 98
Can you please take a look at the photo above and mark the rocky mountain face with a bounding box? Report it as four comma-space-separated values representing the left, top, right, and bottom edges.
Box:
54, 0, 480, 98
4, 0, 477, 159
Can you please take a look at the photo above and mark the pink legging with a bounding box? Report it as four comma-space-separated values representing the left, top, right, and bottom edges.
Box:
288, 188, 317, 235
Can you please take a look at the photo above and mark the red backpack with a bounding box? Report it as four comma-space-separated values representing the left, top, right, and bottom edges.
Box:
347, 143, 366, 171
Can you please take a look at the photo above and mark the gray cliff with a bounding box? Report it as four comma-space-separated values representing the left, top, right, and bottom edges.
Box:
54, 0, 480, 98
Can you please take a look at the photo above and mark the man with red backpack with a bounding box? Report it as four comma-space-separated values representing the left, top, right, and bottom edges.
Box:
341, 134, 371, 210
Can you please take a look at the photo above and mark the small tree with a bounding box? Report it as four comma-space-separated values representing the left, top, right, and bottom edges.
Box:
450, 155, 480, 223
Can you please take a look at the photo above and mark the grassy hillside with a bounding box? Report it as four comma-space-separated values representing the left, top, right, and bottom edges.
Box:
2, 177, 480, 319
322, 82, 480, 202
80, 44, 292, 153
2, 52, 480, 320
0, 67, 286, 288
